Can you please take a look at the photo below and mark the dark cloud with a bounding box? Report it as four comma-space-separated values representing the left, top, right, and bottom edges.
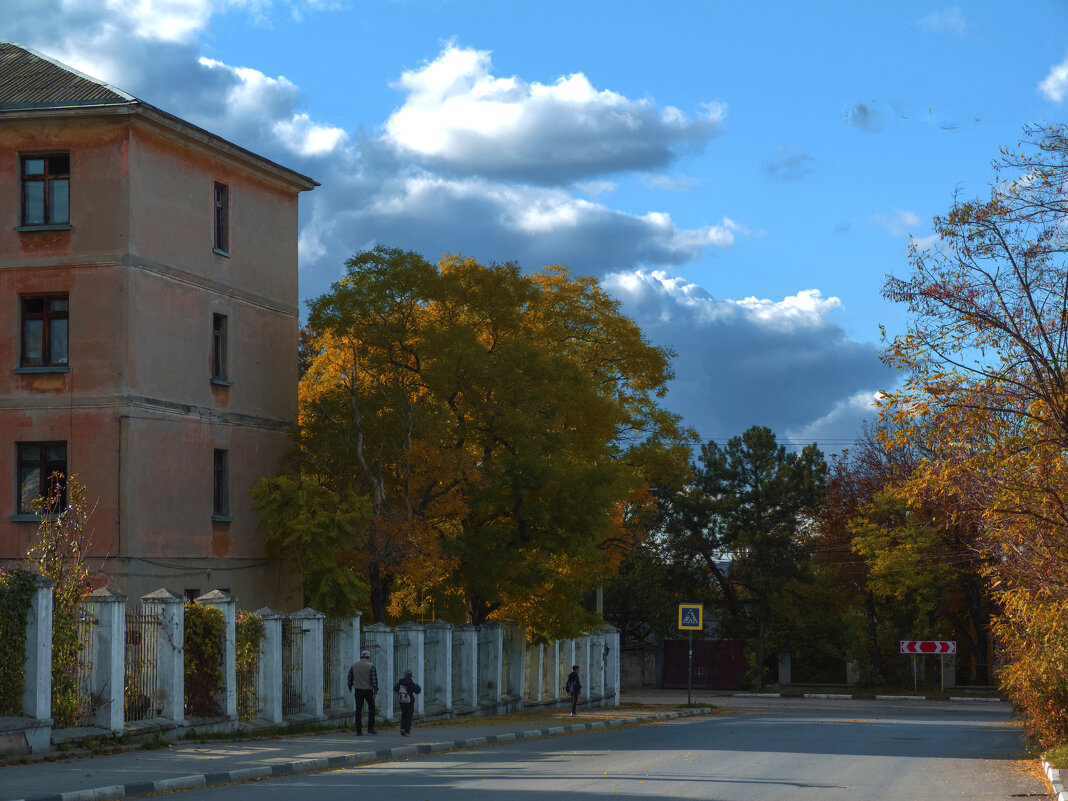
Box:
602, 271, 895, 448
845, 102, 888, 133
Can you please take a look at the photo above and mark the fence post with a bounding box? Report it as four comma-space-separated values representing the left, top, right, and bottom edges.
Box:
423, 620, 452, 715
254, 607, 283, 724
558, 638, 574, 705
524, 640, 543, 704
452, 624, 478, 712
361, 623, 395, 723
395, 622, 425, 717
603, 626, 620, 706
542, 640, 558, 703
329, 615, 360, 718
478, 622, 503, 709
141, 589, 184, 725
23, 576, 55, 724
196, 591, 237, 722
589, 629, 606, 703
86, 587, 126, 731
503, 623, 525, 700
577, 634, 591, 706
291, 608, 325, 720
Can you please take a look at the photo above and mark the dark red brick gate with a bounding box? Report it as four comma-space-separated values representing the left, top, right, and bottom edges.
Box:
662, 639, 745, 690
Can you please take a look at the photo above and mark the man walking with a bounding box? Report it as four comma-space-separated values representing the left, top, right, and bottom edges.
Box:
394, 669, 421, 736
565, 664, 582, 716
347, 649, 378, 735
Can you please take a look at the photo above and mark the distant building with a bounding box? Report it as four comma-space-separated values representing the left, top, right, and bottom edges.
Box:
0, 43, 317, 608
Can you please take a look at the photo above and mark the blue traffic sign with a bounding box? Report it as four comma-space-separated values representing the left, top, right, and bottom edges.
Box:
678, 603, 703, 630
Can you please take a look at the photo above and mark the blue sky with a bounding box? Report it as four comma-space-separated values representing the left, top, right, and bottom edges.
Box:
5, 1, 1068, 454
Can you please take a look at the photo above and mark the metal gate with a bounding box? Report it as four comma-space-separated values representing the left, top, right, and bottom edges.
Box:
323, 619, 345, 711
282, 619, 305, 716
74, 610, 98, 726
124, 607, 163, 722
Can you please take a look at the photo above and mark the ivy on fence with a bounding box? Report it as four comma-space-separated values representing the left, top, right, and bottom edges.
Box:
184, 603, 224, 718
0, 568, 36, 716
236, 611, 264, 721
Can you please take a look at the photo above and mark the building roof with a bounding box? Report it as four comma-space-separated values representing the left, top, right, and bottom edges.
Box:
0, 42, 133, 110
0, 42, 317, 192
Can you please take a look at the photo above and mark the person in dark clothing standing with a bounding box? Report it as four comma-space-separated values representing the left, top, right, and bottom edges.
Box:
565, 664, 582, 716
394, 669, 421, 736
347, 649, 378, 735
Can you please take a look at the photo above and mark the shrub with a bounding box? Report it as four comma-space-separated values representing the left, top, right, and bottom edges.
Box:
184, 603, 225, 718
236, 611, 263, 721
0, 568, 36, 715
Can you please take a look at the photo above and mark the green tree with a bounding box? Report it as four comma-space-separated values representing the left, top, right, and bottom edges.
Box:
674, 426, 826, 688
249, 476, 370, 616
602, 544, 678, 642
267, 246, 692, 636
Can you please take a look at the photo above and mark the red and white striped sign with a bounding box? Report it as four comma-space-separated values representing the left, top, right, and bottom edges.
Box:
900, 640, 955, 654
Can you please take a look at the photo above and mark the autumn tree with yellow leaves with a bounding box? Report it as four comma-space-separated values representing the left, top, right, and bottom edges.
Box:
255, 246, 691, 639
879, 124, 1068, 745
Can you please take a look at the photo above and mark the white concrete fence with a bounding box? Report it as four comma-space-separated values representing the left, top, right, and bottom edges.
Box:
1, 580, 620, 754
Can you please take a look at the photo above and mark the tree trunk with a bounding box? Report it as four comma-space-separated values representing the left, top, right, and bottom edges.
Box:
755, 612, 768, 690
368, 562, 390, 623
864, 591, 884, 684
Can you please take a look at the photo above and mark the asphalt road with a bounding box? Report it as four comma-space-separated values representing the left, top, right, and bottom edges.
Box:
167, 697, 1050, 800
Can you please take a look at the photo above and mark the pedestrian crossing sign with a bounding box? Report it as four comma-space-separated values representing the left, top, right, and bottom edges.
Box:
678, 603, 703, 631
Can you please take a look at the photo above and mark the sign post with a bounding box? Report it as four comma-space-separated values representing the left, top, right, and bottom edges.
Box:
678, 603, 703, 705
900, 641, 956, 692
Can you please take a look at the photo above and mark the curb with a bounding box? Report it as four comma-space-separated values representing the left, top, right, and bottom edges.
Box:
9, 709, 712, 801
1045, 762, 1068, 801
730, 692, 1006, 702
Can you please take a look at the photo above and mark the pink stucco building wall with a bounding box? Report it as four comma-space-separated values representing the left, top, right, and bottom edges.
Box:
0, 49, 317, 610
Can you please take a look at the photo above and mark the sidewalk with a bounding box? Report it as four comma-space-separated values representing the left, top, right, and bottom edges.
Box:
0, 701, 711, 801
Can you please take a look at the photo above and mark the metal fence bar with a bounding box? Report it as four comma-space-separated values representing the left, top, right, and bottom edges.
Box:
74, 610, 97, 726
323, 619, 344, 711
236, 613, 262, 722
282, 619, 305, 717
124, 607, 162, 723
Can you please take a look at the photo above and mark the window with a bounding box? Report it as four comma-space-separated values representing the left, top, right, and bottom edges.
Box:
213, 449, 229, 518
21, 153, 69, 227
212, 313, 229, 383
20, 294, 68, 368
213, 182, 229, 254
17, 441, 66, 516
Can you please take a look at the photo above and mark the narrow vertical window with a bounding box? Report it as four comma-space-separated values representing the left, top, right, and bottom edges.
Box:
20, 294, 69, 368
212, 313, 229, 382
213, 182, 229, 254
213, 449, 230, 518
17, 441, 67, 515
21, 153, 70, 226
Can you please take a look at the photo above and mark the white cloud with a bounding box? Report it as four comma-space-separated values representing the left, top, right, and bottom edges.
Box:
647, 174, 699, 191
574, 180, 617, 197
106, 0, 217, 43
384, 44, 726, 184
874, 209, 922, 237
784, 391, 883, 454
272, 113, 348, 157
910, 234, 939, 252
1039, 55, 1068, 103
917, 7, 969, 37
